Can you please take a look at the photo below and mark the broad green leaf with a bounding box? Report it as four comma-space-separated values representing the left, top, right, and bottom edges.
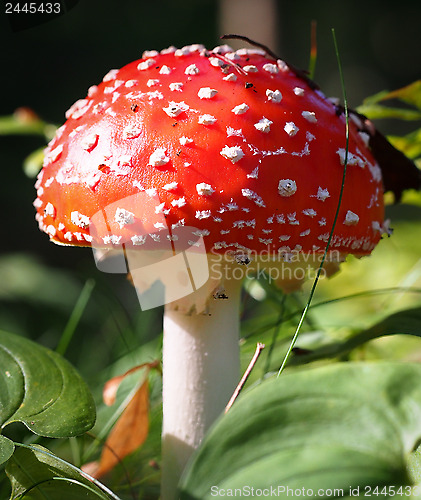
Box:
288, 306, 421, 366
180, 362, 421, 498
351, 305, 421, 343
6, 445, 116, 499
0, 436, 15, 467
408, 445, 421, 485
0, 331, 96, 438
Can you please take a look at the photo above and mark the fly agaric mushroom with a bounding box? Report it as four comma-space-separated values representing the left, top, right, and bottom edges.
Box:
34, 42, 420, 499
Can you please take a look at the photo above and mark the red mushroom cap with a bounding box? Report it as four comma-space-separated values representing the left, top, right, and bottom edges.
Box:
34, 44, 386, 259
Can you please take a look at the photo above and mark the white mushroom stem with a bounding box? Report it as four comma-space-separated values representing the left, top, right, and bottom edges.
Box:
161, 277, 242, 500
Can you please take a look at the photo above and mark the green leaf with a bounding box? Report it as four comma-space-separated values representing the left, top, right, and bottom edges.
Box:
383, 81, 421, 111
360, 81, 421, 110
180, 362, 421, 498
0, 436, 15, 467
6, 444, 116, 499
356, 103, 421, 121
23, 148, 45, 178
388, 129, 421, 160
0, 330, 96, 438
360, 89, 393, 105
352, 305, 421, 341
357, 80, 421, 121
288, 306, 421, 366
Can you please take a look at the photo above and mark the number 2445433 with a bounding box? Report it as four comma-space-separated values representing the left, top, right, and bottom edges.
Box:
5, 3, 61, 14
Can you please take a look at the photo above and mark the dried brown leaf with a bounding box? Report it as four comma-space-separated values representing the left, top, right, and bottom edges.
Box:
103, 361, 159, 406
95, 379, 150, 477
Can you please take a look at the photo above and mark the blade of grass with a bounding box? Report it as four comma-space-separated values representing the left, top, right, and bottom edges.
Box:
308, 20, 317, 80
69, 437, 81, 468
277, 29, 350, 376
56, 279, 95, 356
263, 293, 287, 375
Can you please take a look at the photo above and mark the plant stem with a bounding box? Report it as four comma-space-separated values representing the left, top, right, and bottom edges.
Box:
161, 277, 242, 500
225, 342, 265, 413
